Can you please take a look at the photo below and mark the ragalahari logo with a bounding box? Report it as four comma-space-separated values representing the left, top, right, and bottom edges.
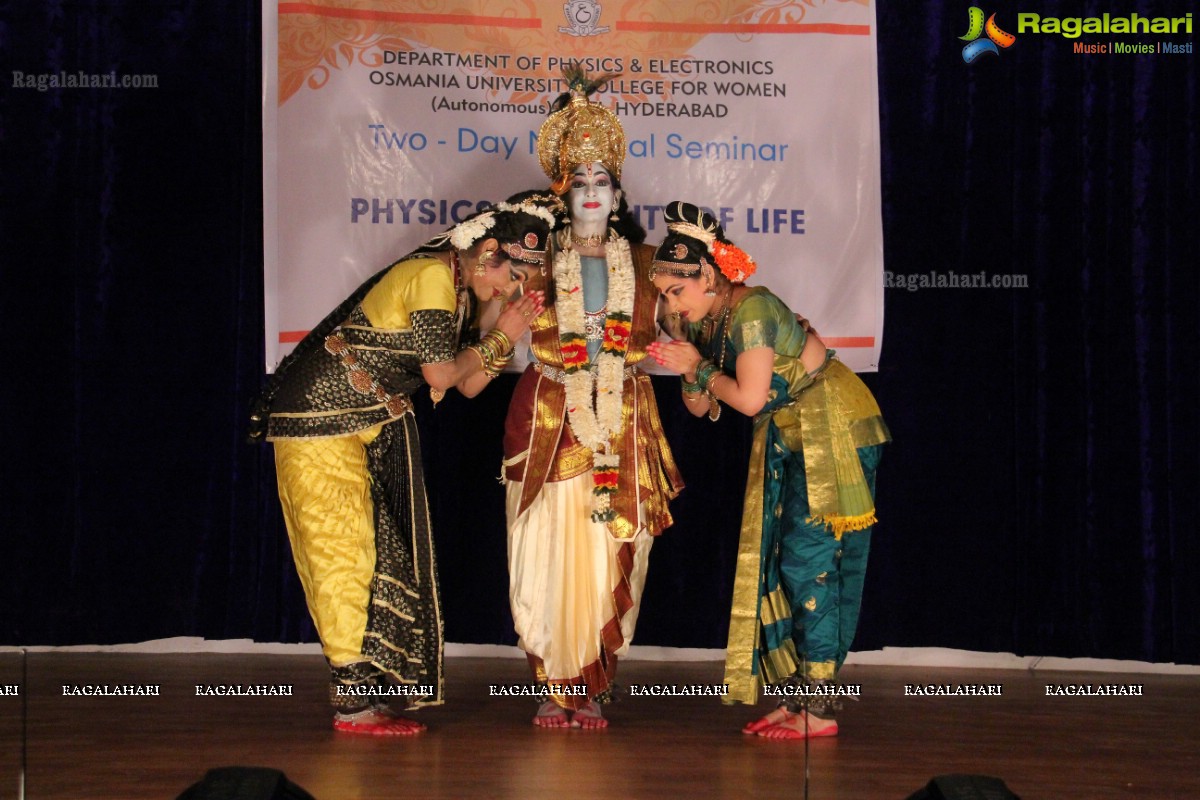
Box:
960, 8, 1017, 62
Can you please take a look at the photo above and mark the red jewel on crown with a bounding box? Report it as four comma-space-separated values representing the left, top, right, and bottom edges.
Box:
524, 232, 539, 248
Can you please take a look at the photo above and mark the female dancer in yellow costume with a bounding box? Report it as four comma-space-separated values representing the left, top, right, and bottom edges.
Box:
250, 194, 559, 734
503, 71, 683, 729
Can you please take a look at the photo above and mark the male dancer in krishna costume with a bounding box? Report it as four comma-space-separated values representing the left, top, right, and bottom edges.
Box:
502, 70, 683, 729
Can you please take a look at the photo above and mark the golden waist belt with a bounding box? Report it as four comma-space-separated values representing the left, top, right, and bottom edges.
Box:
533, 362, 639, 384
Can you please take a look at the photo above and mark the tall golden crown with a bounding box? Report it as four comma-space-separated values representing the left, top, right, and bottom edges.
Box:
536, 70, 626, 193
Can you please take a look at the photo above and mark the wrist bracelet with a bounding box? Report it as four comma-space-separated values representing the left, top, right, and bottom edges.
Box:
469, 328, 516, 379
485, 328, 514, 355
695, 359, 720, 392
681, 375, 701, 394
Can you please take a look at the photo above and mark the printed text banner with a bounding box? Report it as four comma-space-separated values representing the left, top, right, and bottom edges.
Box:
263, 0, 884, 371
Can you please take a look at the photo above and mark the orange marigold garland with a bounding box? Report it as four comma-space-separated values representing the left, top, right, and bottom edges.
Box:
601, 313, 632, 355
592, 455, 620, 493
561, 335, 589, 372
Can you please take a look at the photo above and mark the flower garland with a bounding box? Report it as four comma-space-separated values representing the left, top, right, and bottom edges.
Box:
663, 214, 758, 284
447, 198, 562, 252
555, 229, 635, 523
494, 199, 560, 228
449, 212, 496, 250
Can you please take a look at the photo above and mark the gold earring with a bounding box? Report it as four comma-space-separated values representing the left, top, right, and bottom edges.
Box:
476, 250, 494, 275
701, 261, 716, 295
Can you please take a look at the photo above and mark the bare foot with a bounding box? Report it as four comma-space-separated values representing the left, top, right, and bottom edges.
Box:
533, 700, 571, 728
742, 707, 790, 734
570, 700, 608, 730
333, 708, 425, 735
758, 709, 838, 740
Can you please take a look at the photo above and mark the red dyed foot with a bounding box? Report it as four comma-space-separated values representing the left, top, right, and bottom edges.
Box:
533, 700, 571, 728
570, 700, 608, 730
333, 708, 425, 736
742, 707, 790, 735
758, 709, 838, 740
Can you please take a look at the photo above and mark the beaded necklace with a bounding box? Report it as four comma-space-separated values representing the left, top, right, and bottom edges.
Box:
702, 288, 733, 421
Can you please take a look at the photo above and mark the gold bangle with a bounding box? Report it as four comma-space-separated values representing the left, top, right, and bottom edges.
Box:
483, 328, 514, 355
466, 344, 487, 371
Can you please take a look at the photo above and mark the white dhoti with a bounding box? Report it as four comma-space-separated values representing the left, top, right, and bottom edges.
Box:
505, 472, 652, 708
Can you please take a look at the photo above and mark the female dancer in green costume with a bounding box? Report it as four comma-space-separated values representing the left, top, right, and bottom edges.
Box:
647, 202, 890, 739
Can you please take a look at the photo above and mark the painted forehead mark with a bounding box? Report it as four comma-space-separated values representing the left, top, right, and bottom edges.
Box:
572, 163, 609, 179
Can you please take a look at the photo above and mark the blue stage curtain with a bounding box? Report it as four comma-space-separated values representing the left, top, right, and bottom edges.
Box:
2, 1, 1196, 664
863, 0, 1199, 662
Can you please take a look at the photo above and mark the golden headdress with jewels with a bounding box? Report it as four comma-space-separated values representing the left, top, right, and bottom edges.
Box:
536, 64, 626, 195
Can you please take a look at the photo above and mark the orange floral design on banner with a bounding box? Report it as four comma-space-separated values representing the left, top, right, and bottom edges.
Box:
276, 0, 866, 105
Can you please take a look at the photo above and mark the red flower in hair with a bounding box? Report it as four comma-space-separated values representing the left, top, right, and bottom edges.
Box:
712, 242, 757, 283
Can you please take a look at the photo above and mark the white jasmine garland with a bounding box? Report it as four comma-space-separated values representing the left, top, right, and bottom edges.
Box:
495, 201, 558, 228
554, 229, 636, 520
449, 212, 496, 251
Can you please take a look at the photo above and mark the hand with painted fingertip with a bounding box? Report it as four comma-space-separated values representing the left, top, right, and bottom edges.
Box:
646, 339, 703, 378
494, 291, 546, 343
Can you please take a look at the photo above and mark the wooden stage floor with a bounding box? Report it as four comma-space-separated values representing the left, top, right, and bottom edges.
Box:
2, 653, 1197, 799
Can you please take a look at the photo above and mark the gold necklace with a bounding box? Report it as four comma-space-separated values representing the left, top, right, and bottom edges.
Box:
701, 288, 733, 345
570, 231, 605, 248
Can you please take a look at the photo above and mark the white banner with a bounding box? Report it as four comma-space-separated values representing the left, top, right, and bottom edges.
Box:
263, 0, 884, 371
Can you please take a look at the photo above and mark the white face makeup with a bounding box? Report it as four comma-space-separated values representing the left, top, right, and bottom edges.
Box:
567, 162, 616, 236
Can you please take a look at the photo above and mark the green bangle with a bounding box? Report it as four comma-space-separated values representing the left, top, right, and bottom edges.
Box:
681, 375, 701, 394
695, 360, 720, 392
